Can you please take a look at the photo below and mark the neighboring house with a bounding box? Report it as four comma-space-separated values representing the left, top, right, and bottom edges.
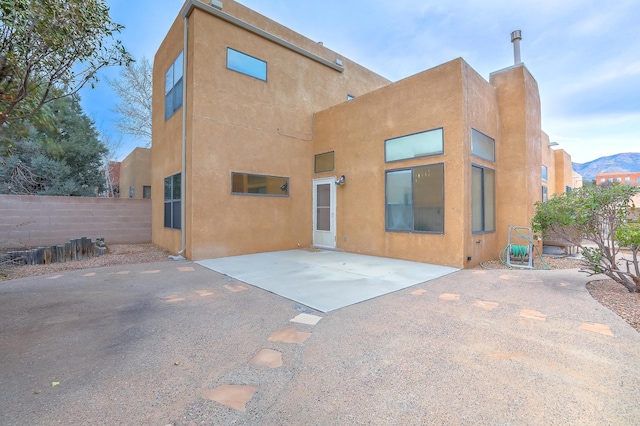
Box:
152, 0, 579, 268
120, 147, 152, 199
596, 171, 640, 187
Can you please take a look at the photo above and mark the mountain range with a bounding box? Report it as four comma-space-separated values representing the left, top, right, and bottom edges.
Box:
572, 152, 640, 182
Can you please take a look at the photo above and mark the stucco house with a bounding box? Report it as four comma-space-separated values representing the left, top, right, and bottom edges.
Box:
152, 0, 577, 269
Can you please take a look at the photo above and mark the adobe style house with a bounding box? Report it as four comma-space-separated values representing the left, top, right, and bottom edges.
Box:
152, 0, 578, 269
119, 147, 151, 199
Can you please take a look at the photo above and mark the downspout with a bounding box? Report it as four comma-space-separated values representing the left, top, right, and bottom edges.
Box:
178, 15, 188, 255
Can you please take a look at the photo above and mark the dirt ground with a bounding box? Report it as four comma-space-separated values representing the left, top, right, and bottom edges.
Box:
2, 244, 638, 333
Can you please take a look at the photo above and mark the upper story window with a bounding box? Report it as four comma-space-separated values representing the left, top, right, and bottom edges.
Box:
385, 128, 443, 163
616, 177, 622, 182
600, 178, 605, 183
314, 151, 335, 173
625, 176, 630, 182
165, 51, 183, 120
471, 129, 495, 162
541, 165, 548, 181
227, 48, 267, 81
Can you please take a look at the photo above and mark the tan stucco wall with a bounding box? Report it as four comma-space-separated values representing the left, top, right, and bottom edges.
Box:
120, 147, 151, 199
490, 65, 542, 253
152, 1, 389, 258
152, 15, 185, 254
553, 149, 575, 194
313, 58, 508, 268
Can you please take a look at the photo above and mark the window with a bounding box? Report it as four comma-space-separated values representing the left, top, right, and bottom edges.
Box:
541, 185, 548, 202
616, 177, 622, 182
609, 178, 614, 183
472, 165, 495, 233
314, 151, 334, 173
385, 128, 444, 163
600, 178, 605, 183
143, 186, 151, 199
227, 48, 267, 81
637, 177, 640, 183
165, 52, 183, 120
566, 186, 572, 192
231, 173, 289, 197
471, 129, 495, 162
625, 176, 630, 182
164, 173, 181, 230
541, 165, 548, 181
129, 185, 134, 198
385, 163, 444, 233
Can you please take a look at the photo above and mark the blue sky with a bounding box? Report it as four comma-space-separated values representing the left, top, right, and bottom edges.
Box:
80, 0, 640, 164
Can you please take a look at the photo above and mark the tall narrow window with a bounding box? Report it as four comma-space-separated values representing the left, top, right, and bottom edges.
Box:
541, 165, 548, 181
143, 186, 151, 199
164, 173, 181, 230
165, 51, 183, 120
385, 164, 444, 233
541, 185, 548, 202
472, 165, 495, 233
227, 48, 267, 81
471, 129, 495, 162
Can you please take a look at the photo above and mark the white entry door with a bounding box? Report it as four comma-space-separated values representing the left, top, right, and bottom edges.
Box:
312, 177, 336, 249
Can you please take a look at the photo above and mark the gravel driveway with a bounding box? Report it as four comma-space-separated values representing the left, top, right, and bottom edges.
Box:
1, 260, 639, 425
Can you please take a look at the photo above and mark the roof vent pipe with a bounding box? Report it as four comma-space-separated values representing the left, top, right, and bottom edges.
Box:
511, 30, 522, 64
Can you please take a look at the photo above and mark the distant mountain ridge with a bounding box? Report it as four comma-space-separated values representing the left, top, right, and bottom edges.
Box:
573, 152, 640, 182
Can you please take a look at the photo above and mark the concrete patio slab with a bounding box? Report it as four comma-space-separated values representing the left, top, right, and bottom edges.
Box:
197, 249, 458, 312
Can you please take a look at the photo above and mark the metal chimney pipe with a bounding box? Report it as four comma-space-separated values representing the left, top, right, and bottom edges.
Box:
511, 30, 522, 64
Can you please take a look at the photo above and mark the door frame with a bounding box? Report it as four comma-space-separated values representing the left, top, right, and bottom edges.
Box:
312, 177, 336, 249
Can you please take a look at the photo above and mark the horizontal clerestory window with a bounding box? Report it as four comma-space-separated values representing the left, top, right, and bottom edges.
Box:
165, 51, 183, 120
385, 163, 444, 233
164, 173, 181, 230
314, 151, 335, 173
231, 173, 289, 197
385, 128, 444, 163
471, 129, 495, 162
227, 48, 267, 81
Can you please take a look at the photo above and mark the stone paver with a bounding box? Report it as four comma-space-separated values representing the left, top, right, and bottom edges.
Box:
202, 385, 259, 411
267, 328, 311, 344
249, 349, 283, 368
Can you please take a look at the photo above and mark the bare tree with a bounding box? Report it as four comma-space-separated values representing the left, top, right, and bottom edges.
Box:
99, 132, 122, 198
107, 57, 152, 146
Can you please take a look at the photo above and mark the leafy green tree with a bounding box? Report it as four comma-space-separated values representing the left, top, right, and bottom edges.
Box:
0, 95, 107, 196
532, 184, 640, 292
0, 0, 131, 128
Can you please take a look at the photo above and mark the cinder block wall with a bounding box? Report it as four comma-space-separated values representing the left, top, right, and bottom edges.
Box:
0, 195, 151, 248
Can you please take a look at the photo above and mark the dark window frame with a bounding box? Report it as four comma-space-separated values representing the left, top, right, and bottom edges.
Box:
164, 173, 181, 230
385, 163, 445, 234
472, 164, 496, 234
165, 51, 183, 120
384, 127, 444, 163
230, 172, 289, 197
471, 128, 495, 162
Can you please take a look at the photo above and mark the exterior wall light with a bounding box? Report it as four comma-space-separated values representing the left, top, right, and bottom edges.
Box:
335, 175, 346, 186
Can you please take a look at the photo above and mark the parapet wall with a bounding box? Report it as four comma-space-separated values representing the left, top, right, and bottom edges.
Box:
0, 195, 151, 249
